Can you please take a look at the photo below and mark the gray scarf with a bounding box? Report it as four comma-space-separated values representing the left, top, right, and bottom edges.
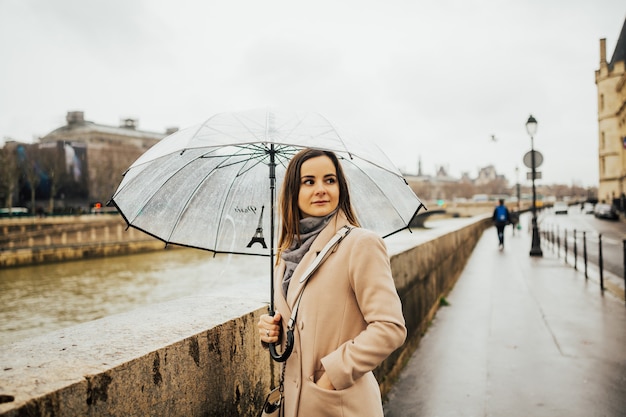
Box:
281, 212, 335, 297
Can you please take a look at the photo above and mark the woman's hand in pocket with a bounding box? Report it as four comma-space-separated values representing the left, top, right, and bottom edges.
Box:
315, 372, 335, 390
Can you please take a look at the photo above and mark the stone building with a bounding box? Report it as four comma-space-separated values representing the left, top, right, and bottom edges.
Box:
474, 165, 501, 186
596, 17, 626, 204
39, 111, 175, 207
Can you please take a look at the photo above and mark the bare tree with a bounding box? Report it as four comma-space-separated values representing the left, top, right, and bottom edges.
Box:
38, 143, 65, 214
480, 177, 509, 196
81, 141, 144, 205
0, 145, 19, 209
408, 180, 432, 201
90, 151, 122, 203
21, 145, 41, 215
440, 181, 477, 200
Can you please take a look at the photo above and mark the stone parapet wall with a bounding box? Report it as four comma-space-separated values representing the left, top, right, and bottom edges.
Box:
0, 240, 168, 268
0, 298, 273, 417
0, 216, 492, 416
0, 216, 164, 268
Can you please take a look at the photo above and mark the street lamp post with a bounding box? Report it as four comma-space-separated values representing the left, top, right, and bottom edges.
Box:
526, 115, 543, 257
515, 166, 521, 213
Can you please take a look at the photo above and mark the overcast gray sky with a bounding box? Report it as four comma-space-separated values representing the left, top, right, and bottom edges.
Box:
1, 0, 624, 188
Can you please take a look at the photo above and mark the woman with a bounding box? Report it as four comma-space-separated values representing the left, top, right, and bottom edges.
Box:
258, 148, 406, 416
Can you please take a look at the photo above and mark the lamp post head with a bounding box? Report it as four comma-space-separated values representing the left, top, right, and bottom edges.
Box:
526, 115, 538, 137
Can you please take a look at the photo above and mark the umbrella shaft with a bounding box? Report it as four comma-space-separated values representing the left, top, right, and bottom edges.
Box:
269, 144, 276, 313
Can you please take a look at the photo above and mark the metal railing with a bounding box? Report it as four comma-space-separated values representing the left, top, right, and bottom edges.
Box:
540, 224, 626, 303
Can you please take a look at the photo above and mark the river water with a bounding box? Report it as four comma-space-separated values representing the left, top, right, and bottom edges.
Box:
0, 225, 444, 347
0, 248, 269, 346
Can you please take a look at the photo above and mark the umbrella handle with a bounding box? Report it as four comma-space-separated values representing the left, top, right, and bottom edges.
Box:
269, 329, 294, 362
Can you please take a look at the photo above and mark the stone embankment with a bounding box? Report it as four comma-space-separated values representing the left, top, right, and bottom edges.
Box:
0, 215, 166, 268
0, 215, 492, 416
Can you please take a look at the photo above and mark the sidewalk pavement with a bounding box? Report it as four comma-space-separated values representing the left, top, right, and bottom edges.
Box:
384, 215, 626, 417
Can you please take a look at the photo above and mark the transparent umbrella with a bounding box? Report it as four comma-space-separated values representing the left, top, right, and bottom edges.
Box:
109, 108, 424, 360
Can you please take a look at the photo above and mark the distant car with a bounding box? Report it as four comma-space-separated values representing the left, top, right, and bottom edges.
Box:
0, 207, 28, 217
594, 203, 619, 220
553, 202, 568, 215
582, 202, 594, 214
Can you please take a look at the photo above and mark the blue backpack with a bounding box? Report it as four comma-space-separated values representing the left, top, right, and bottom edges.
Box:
495, 205, 507, 222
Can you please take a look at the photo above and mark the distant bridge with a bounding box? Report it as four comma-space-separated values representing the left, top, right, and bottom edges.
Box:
410, 209, 447, 228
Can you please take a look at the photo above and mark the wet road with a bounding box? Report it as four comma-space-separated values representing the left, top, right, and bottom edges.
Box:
384, 215, 626, 417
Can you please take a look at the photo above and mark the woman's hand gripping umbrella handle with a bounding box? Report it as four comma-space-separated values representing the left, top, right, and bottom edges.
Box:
268, 309, 294, 363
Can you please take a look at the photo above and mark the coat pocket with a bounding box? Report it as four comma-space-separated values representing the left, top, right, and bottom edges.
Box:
298, 372, 383, 417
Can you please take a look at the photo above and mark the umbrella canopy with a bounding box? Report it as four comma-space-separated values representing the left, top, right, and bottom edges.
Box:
111, 109, 424, 362
111, 109, 424, 257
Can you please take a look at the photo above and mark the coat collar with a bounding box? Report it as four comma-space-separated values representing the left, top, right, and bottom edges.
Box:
284, 210, 351, 307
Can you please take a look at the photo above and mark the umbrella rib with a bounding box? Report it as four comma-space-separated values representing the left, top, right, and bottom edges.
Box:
202, 145, 273, 176
186, 111, 269, 149
163, 157, 241, 247
269, 112, 308, 145
200, 149, 263, 165
164, 146, 273, 251
209, 168, 243, 253
200, 144, 295, 174
124, 150, 248, 245
122, 153, 208, 225
266, 112, 340, 152
192, 112, 226, 141
201, 124, 265, 145
206, 144, 295, 250
232, 112, 272, 143
315, 113, 352, 155
312, 113, 404, 176
204, 143, 295, 252
194, 115, 293, 158
207, 145, 289, 247
339, 156, 412, 228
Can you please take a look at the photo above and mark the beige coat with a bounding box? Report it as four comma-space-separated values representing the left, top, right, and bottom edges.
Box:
274, 211, 407, 417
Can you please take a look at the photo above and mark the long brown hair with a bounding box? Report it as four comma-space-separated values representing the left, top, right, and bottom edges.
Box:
277, 148, 359, 260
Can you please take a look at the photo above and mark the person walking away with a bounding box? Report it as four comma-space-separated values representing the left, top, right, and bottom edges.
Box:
492, 199, 510, 250
257, 148, 407, 417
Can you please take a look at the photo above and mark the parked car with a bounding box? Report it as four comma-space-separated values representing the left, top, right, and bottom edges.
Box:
553, 201, 568, 215
593, 203, 619, 220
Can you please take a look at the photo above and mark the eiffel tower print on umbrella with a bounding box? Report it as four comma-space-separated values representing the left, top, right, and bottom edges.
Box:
247, 206, 267, 249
